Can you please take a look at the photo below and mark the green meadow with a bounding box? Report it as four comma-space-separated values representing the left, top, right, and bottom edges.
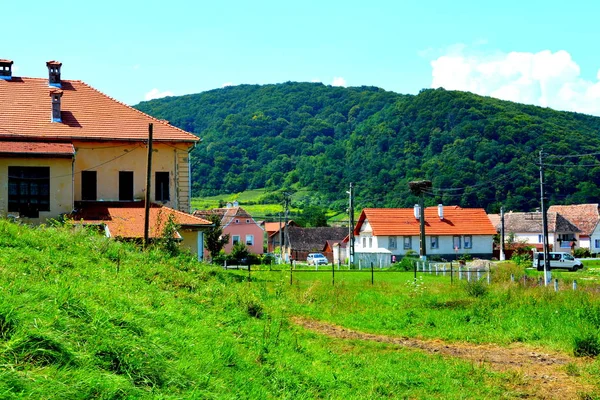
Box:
1, 219, 600, 398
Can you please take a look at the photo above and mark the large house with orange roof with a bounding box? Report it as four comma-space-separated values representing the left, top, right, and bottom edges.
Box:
354, 205, 497, 264
0, 59, 211, 259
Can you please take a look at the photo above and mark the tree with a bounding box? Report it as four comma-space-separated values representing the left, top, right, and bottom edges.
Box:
204, 213, 230, 260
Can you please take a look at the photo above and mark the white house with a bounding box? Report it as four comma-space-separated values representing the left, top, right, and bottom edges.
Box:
547, 204, 600, 252
353, 205, 497, 266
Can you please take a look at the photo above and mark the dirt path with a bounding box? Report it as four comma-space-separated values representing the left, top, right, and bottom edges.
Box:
292, 317, 596, 399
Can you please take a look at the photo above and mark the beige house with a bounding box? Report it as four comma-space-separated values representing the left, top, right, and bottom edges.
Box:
0, 59, 211, 259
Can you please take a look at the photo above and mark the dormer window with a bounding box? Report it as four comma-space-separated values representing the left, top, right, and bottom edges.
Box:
0, 59, 13, 80
46, 60, 62, 87
50, 90, 63, 123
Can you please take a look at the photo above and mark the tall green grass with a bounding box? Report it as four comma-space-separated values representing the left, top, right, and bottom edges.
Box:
0, 219, 599, 398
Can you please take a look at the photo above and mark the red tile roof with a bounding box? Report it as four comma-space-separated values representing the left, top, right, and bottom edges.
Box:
0, 77, 198, 143
0, 141, 74, 156
72, 202, 211, 239
355, 206, 497, 236
547, 204, 600, 236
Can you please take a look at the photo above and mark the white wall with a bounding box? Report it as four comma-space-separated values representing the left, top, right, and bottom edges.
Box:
355, 234, 494, 257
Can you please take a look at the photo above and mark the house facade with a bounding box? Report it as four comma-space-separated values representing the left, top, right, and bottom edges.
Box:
354, 205, 496, 265
489, 211, 580, 252
0, 59, 211, 259
547, 204, 600, 251
194, 205, 264, 255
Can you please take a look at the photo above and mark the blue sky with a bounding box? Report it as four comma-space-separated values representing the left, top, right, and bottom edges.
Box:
6, 0, 600, 114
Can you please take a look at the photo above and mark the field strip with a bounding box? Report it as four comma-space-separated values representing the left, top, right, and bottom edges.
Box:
292, 316, 596, 399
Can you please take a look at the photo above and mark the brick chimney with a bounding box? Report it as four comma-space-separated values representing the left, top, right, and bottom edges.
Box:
0, 59, 13, 80
50, 89, 63, 122
46, 60, 62, 87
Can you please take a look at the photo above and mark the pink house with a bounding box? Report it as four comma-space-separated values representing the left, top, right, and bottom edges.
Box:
194, 205, 264, 255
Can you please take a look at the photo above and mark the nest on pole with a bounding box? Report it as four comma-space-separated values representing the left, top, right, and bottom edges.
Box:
408, 180, 432, 195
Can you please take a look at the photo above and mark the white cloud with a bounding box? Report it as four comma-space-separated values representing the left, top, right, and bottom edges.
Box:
222, 82, 234, 88
332, 77, 347, 87
430, 47, 600, 116
144, 88, 174, 101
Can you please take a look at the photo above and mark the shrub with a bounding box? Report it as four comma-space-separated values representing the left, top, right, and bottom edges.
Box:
464, 279, 488, 298
573, 333, 600, 357
574, 248, 591, 258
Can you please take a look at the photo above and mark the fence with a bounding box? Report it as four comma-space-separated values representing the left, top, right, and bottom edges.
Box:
223, 260, 580, 292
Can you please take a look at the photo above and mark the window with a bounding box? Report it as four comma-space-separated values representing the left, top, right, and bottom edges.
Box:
368, 237, 373, 248
81, 171, 97, 201
119, 171, 134, 201
595, 239, 600, 248
246, 219, 250, 224
8, 166, 50, 214
403, 236, 412, 250
246, 235, 254, 246
155, 172, 170, 202
235, 219, 239, 224
388, 236, 397, 249
430, 236, 439, 249
464, 235, 472, 249
453, 236, 461, 249
362, 237, 366, 248
232, 235, 240, 245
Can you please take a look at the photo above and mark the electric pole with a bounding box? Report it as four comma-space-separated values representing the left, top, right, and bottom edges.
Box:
500, 206, 505, 261
143, 123, 153, 248
539, 149, 550, 286
348, 183, 355, 267
283, 193, 290, 263
409, 180, 432, 259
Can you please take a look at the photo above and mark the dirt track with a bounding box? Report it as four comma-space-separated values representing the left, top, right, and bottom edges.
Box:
292, 317, 596, 399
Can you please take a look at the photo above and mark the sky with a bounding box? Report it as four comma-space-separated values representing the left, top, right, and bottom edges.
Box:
5, 0, 600, 115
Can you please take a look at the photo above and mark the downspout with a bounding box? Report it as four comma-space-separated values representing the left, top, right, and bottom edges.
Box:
71, 153, 75, 212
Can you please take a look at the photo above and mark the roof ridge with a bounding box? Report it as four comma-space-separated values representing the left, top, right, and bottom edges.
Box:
76, 80, 198, 141
157, 203, 211, 225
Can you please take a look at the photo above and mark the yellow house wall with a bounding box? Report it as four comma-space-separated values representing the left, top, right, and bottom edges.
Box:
179, 229, 205, 261
72, 141, 193, 212
0, 157, 73, 223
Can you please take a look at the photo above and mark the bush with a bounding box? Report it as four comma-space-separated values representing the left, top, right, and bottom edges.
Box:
573, 333, 600, 357
464, 279, 488, 298
574, 248, 591, 258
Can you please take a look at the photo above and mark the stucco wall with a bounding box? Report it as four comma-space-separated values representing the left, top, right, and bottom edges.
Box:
223, 222, 265, 254
0, 157, 73, 222
179, 229, 204, 261
72, 141, 192, 212
356, 234, 494, 258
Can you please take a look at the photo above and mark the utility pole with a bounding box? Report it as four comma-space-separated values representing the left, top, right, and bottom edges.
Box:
283, 193, 290, 263
409, 180, 432, 260
500, 206, 505, 261
143, 123, 153, 248
539, 149, 550, 286
348, 183, 355, 267
278, 212, 282, 263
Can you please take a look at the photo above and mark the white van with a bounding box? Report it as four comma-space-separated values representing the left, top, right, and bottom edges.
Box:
533, 252, 583, 271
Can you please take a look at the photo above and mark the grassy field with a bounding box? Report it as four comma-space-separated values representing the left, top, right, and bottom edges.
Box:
1, 220, 600, 398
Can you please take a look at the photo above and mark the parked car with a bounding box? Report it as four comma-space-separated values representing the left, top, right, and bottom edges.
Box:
533, 252, 583, 271
307, 253, 329, 266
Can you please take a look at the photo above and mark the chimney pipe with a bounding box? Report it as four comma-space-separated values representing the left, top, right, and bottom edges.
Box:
46, 60, 62, 87
438, 204, 444, 220
414, 204, 420, 219
50, 89, 63, 123
0, 59, 13, 80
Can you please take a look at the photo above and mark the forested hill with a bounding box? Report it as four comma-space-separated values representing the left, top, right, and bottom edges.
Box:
135, 82, 600, 212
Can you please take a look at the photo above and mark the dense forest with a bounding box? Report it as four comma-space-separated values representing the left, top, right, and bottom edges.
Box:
135, 83, 600, 213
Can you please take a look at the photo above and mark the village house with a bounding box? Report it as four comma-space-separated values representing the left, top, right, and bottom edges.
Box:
194, 203, 264, 255
0, 59, 211, 259
488, 211, 580, 253
282, 226, 347, 263
354, 205, 497, 266
263, 219, 298, 252
547, 204, 600, 252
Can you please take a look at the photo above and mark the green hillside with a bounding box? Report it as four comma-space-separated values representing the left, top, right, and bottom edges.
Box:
136, 83, 600, 213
